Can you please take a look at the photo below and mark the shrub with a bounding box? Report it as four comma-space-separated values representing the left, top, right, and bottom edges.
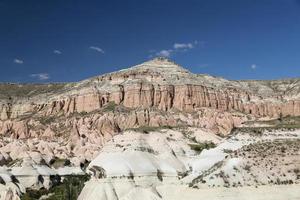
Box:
223, 149, 233, 154
157, 170, 163, 181
50, 158, 71, 169
128, 125, 172, 134
244, 165, 251, 171
39, 116, 56, 125
103, 101, 117, 112
294, 168, 300, 174
79, 111, 88, 116
21, 175, 90, 200
189, 142, 216, 153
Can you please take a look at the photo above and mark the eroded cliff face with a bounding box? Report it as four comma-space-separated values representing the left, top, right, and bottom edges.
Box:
0, 57, 299, 142
0, 58, 299, 200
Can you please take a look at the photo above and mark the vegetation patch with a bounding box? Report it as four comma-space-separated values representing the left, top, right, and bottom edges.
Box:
78, 111, 88, 116
102, 101, 117, 112
21, 175, 90, 200
189, 142, 216, 153
223, 149, 234, 154
50, 158, 71, 169
7, 159, 20, 167
240, 115, 300, 132
127, 125, 173, 134
0, 83, 66, 100
39, 116, 56, 125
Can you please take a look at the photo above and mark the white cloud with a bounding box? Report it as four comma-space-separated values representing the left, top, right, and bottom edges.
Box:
150, 40, 200, 58
14, 59, 23, 64
173, 43, 194, 49
156, 49, 173, 57
54, 50, 62, 54
30, 73, 50, 80
90, 46, 105, 53
251, 64, 257, 70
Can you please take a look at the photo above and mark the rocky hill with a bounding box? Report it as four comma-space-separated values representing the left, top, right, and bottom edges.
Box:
0, 58, 298, 142
0, 57, 299, 199
1, 57, 300, 119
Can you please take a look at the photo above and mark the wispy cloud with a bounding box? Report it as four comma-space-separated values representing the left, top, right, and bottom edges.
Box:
90, 46, 105, 53
14, 59, 23, 64
30, 73, 50, 80
173, 43, 194, 50
150, 40, 200, 58
251, 64, 257, 70
156, 49, 173, 57
54, 50, 62, 54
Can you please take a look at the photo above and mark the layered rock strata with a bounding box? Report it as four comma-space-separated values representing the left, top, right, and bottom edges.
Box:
1, 58, 300, 121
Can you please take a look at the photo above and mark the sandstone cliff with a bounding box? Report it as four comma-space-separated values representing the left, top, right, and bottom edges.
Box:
0, 57, 299, 143
1, 58, 299, 120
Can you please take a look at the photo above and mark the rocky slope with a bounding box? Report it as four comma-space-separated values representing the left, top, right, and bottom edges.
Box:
0, 57, 300, 199
1, 57, 300, 141
1, 57, 300, 121
78, 126, 300, 200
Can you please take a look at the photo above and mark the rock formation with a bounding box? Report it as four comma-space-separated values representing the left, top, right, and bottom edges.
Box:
0, 57, 300, 199
0, 57, 299, 138
78, 128, 300, 200
1, 58, 300, 120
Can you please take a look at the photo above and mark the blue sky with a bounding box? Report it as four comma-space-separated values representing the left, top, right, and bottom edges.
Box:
1, 0, 300, 83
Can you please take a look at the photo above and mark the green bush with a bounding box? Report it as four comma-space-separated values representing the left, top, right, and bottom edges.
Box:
103, 101, 117, 112
21, 188, 48, 200
47, 175, 90, 200
189, 142, 216, 153
223, 149, 233, 154
132, 126, 159, 134
79, 111, 88, 116
21, 175, 90, 200
39, 116, 56, 125
128, 125, 173, 134
50, 158, 71, 169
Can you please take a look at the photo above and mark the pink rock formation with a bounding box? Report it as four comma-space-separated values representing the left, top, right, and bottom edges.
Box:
0, 57, 299, 149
